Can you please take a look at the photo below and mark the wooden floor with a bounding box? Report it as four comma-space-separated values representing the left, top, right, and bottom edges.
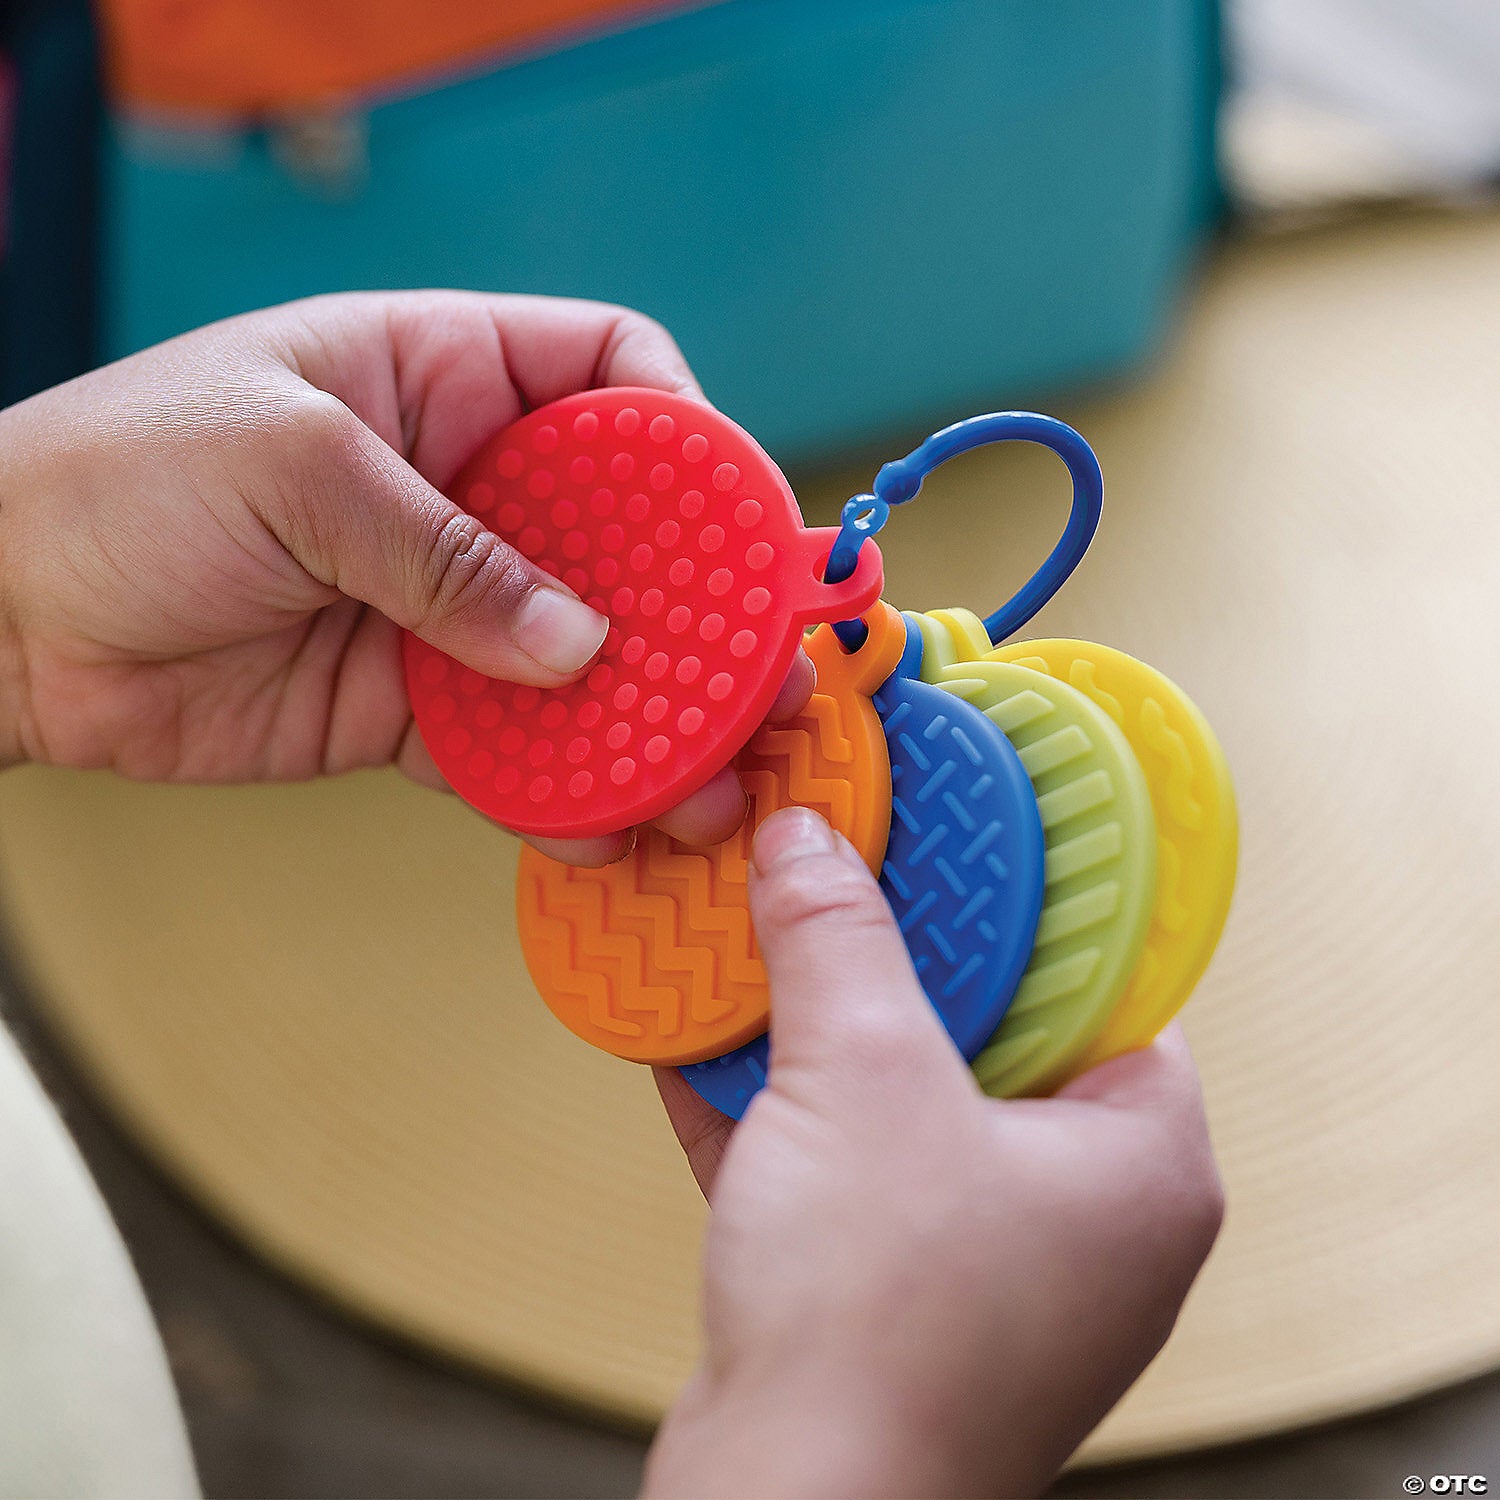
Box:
6, 982, 1500, 1499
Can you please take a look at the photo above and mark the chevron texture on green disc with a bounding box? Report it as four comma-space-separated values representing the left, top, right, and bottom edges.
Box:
915, 610, 1158, 1097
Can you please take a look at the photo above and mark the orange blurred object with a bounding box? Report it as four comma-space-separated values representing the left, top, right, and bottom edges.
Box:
100, 0, 709, 114
516, 605, 905, 1065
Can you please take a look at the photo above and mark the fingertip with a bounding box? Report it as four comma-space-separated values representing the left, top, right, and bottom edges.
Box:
1055, 1023, 1206, 1122
652, 765, 747, 848
522, 827, 637, 868
766, 649, 816, 722
654, 1066, 735, 1199
599, 310, 708, 404
750, 804, 839, 876
666, 370, 709, 404
396, 722, 459, 795
510, 583, 608, 680
1148, 1021, 1198, 1072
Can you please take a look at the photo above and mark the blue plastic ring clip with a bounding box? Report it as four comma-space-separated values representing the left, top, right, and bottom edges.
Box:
824, 411, 1104, 650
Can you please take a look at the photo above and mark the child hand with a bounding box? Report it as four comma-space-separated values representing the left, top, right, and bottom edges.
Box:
647, 808, 1223, 1499
0, 292, 810, 864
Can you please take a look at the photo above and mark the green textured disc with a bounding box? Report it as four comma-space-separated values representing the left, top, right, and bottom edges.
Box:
915, 609, 1159, 1097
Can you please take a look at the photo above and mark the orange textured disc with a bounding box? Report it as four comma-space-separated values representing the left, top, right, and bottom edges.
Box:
516, 604, 906, 1064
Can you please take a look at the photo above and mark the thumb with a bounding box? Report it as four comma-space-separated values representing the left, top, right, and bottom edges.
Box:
271, 393, 607, 685
748, 807, 973, 1108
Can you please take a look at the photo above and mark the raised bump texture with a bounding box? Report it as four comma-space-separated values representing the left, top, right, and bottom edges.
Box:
406, 388, 881, 839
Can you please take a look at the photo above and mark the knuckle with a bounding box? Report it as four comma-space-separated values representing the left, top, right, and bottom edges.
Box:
757, 858, 888, 936
241, 389, 351, 486
1181, 1154, 1227, 1254
412, 509, 532, 627
273, 391, 365, 509
287, 387, 357, 454
587, 299, 660, 336
601, 305, 685, 368
614, 306, 671, 344
1138, 1135, 1226, 1266
242, 389, 363, 553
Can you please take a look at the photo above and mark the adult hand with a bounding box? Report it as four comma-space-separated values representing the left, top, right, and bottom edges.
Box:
647, 808, 1223, 1498
0, 292, 811, 863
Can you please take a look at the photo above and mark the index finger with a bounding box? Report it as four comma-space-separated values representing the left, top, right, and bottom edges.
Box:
646, 653, 816, 849
1053, 1023, 1211, 1136
654, 1066, 735, 1200
294, 291, 707, 491
485, 294, 707, 411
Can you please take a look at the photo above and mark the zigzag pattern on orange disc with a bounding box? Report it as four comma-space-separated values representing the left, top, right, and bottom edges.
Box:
517, 609, 903, 1065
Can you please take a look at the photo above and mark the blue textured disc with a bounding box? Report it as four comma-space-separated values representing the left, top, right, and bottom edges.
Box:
681, 614, 1046, 1118
679, 1032, 771, 1119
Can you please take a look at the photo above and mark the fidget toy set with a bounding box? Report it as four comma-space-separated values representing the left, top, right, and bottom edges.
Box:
405, 389, 1237, 1118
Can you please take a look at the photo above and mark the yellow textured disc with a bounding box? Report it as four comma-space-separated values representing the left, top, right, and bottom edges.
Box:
917, 609, 1158, 1097
992, 639, 1237, 1069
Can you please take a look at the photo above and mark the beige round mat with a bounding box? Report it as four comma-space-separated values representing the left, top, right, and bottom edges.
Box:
3, 207, 1500, 1462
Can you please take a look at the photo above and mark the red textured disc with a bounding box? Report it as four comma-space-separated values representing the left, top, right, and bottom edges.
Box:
404, 388, 883, 838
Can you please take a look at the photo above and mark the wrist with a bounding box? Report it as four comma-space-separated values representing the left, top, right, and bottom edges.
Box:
0, 407, 33, 770
646, 1367, 899, 1500
0, 602, 24, 770
644, 1360, 1034, 1500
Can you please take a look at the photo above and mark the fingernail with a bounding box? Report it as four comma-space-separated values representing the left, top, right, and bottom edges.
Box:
752, 807, 836, 874
513, 586, 608, 676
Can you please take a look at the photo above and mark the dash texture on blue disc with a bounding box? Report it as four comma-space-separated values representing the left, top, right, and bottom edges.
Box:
679, 1033, 770, 1120
680, 615, 1046, 1120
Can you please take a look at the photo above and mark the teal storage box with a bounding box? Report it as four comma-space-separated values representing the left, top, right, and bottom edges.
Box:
106, 0, 1219, 463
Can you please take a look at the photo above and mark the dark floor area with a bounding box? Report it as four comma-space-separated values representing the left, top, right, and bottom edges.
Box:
5, 974, 1500, 1500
